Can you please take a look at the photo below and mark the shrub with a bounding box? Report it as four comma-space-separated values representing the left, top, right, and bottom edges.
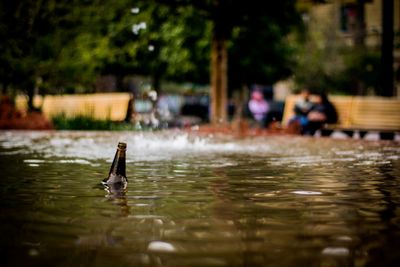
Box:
51, 114, 139, 131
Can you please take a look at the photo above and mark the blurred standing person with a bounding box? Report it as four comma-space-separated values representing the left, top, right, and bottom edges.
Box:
124, 94, 135, 123
248, 90, 269, 128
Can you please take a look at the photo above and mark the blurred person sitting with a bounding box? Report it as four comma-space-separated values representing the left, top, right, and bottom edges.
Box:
303, 92, 338, 135
294, 89, 314, 116
288, 88, 314, 132
247, 90, 270, 128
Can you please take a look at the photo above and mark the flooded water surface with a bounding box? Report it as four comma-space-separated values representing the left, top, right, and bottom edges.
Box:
0, 131, 399, 267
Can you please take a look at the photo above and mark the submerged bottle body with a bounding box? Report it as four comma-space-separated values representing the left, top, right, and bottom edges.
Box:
103, 142, 128, 189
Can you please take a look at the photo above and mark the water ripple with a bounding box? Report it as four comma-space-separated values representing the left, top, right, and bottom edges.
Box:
0, 130, 399, 266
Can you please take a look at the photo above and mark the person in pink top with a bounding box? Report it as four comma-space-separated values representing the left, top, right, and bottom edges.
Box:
248, 90, 269, 127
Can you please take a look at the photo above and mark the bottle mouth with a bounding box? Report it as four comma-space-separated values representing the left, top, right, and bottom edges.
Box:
118, 142, 127, 149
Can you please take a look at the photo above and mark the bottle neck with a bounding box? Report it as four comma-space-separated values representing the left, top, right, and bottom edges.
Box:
109, 148, 126, 177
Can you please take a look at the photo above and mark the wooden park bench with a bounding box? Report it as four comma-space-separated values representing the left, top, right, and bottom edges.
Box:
16, 93, 131, 121
282, 95, 400, 140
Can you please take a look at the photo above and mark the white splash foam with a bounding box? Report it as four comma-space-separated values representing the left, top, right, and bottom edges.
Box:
57, 159, 92, 164
292, 191, 322, 195
1, 131, 399, 166
148, 241, 176, 253
322, 247, 350, 256
24, 159, 46, 163
0, 131, 274, 161
28, 164, 40, 167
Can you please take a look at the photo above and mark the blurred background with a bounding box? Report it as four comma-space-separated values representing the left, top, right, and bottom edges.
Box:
0, 0, 399, 130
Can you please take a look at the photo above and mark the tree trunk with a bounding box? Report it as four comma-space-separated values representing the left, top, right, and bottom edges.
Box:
152, 71, 161, 95
354, 0, 366, 48
26, 83, 35, 111
210, 0, 229, 125
380, 0, 394, 96
2, 83, 8, 95
355, 0, 366, 95
210, 33, 228, 124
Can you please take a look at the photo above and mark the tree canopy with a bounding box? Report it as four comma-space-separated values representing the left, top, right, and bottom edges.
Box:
0, 0, 302, 109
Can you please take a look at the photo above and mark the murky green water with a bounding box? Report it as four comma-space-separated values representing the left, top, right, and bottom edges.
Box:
0, 131, 399, 267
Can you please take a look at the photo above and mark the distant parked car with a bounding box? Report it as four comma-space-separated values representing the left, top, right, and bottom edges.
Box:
180, 94, 209, 122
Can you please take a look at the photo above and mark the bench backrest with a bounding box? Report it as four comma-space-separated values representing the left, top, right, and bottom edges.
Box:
350, 97, 400, 130
16, 93, 131, 121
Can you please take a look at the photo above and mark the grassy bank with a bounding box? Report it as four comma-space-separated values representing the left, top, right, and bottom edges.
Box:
51, 114, 138, 131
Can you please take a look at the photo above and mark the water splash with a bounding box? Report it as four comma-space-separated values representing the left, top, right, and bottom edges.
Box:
0, 131, 274, 161
0, 131, 399, 167
148, 241, 176, 253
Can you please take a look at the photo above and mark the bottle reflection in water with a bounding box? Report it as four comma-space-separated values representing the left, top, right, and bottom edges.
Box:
102, 142, 128, 193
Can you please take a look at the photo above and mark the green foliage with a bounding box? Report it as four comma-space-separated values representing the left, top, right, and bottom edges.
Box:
294, 44, 380, 95
1, 1, 85, 98
292, 5, 381, 95
229, 15, 299, 89
152, 0, 301, 88
51, 114, 139, 131
340, 49, 381, 95
105, 1, 212, 84
1, 0, 302, 97
0, 0, 135, 94
158, 7, 212, 83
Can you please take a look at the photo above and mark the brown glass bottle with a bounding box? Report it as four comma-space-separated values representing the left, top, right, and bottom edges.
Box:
103, 142, 128, 186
